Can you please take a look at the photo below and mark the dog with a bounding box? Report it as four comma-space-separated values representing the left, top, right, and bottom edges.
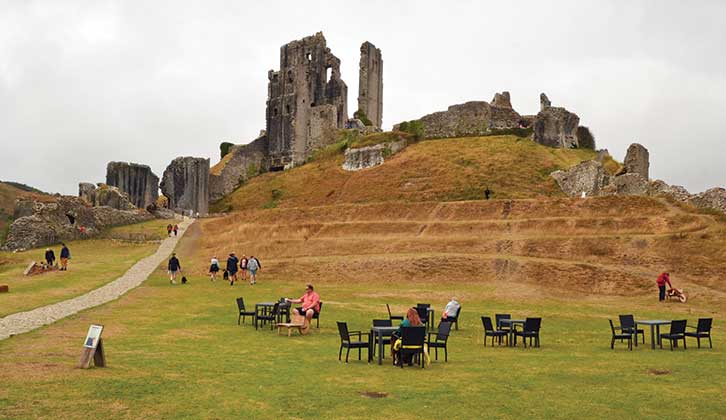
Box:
181, 276, 188, 284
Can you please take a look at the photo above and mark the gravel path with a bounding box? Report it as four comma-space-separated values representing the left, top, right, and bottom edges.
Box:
0, 217, 194, 341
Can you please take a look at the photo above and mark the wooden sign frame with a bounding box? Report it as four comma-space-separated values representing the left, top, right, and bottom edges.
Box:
78, 324, 106, 369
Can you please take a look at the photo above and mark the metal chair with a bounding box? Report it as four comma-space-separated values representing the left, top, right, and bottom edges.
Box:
427, 321, 452, 361
387, 304, 404, 322
482, 316, 508, 346
685, 318, 713, 349
609, 319, 633, 350
398, 326, 427, 368
514, 317, 542, 348
255, 303, 280, 330
495, 313, 512, 332
312, 302, 323, 328
236, 297, 256, 325
337, 321, 370, 363
372, 319, 393, 357
446, 305, 462, 330
619, 314, 645, 346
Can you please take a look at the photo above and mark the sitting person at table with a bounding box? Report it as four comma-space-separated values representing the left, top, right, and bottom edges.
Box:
391, 307, 423, 365
285, 283, 320, 329
441, 296, 461, 322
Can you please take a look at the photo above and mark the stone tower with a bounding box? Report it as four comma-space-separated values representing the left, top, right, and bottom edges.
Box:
105, 162, 159, 208
265, 32, 348, 170
357, 41, 383, 128
160, 157, 209, 215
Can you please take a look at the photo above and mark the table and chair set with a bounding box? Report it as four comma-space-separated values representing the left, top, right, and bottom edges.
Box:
235, 297, 323, 334
481, 314, 543, 348
608, 315, 713, 351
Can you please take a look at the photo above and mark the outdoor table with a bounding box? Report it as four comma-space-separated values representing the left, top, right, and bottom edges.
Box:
427, 308, 435, 331
499, 319, 525, 347
255, 302, 275, 328
635, 320, 671, 349
369, 326, 398, 365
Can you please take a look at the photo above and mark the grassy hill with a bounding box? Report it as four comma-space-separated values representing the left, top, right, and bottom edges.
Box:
211, 135, 618, 212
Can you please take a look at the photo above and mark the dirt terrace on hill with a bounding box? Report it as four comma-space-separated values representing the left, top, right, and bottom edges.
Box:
199, 196, 726, 307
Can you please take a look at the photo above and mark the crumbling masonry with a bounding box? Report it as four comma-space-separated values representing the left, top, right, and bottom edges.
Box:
358, 41, 383, 128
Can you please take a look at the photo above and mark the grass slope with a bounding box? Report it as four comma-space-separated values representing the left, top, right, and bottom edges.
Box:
0, 220, 723, 419
212, 135, 604, 212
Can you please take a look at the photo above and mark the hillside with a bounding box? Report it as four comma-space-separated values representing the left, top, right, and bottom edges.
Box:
211, 135, 616, 212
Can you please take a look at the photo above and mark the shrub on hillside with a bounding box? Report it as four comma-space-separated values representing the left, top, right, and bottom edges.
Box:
220, 142, 234, 159
397, 120, 424, 141
353, 110, 373, 126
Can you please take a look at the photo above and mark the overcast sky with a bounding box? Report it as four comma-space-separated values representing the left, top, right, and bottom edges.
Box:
1, 0, 724, 195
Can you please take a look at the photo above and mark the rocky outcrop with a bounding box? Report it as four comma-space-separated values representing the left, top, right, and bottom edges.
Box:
623, 143, 649, 179
161, 157, 209, 215
533, 96, 580, 148
648, 180, 691, 201
550, 160, 609, 197
78, 183, 135, 210
4, 196, 153, 250
540, 93, 551, 111
689, 188, 726, 213
602, 173, 650, 196
490, 91, 512, 108
209, 136, 268, 202
342, 139, 407, 171
106, 162, 159, 208
399, 100, 521, 139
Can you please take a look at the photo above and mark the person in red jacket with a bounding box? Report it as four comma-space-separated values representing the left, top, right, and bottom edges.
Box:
656, 272, 672, 302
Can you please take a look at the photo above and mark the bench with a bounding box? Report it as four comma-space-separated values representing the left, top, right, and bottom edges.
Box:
276, 322, 306, 336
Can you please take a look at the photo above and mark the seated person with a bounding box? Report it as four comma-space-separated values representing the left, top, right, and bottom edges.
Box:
285, 283, 320, 329
391, 307, 423, 365
441, 297, 461, 322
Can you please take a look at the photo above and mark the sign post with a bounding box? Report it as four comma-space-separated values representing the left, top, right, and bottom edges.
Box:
78, 324, 106, 369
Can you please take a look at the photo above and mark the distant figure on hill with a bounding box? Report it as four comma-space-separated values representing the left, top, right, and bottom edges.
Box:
441, 297, 461, 322
44, 248, 56, 267
484, 187, 492, 200
173, 224, 179, 236
59, 243, 71, 271
168, 253, 181, 284
226, 253, 239, 286
285, 283, 320, 331
166, 224, 173, 237
656, 272, 672, 302
209, 256, 220, 282
247, 255, 261, 285
239, 255, 248, 282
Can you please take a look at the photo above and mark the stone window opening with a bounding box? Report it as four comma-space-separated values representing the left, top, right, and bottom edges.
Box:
306, 52, 312, 62
273, 108, 279, 117
285, 104, 291, 114
66, 213, 75, 225
287, 70, 293, 83
326, 67, 332, 82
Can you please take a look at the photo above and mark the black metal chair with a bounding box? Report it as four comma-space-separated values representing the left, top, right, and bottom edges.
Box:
398, 326, 427, 368
372, 319, 393, 357
427, 321, 452, 361
278, 298, 291, 323
609, 319, 633, 350
660, 320, 687, 350
685, 318, 713, 349
387, 304, 404, 322
619, 314, 645, 346
337, 321, 370, 363
495, 313, 512, 332
312, 302, 323, 328
482, 316, 508, 346
446, 305, 462, 330
255, 303, 280, 330
415, 306, 430, 330
514, 317, 542, 348
236, 297, 256, 325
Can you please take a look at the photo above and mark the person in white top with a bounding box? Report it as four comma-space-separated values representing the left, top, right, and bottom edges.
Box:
209, 256, 220, 282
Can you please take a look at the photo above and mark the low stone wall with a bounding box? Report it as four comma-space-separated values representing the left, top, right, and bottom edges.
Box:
401, 101, 521, 140
342, 139, 407, 171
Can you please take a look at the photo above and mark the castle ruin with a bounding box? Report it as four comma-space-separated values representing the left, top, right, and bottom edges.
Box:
358, 42, 383, 128
265, 32, 348, 170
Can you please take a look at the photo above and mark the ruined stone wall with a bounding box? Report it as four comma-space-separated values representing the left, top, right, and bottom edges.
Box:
408, 101, 521, 139
105, 162, 159, 208
209, 136, 268, 202
160, 157, 209, 215
266, 32, 347, 170
358, 41, 383, 128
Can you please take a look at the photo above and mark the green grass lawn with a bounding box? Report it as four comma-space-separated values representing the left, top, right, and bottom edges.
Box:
0, 225, 723, 419
0, 234, 160, 317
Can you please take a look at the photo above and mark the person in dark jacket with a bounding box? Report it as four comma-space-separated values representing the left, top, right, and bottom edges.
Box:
59, 243, 71, 271
168, 253, 181, 284
226, 253, 239, 286
44, 248, 56, 267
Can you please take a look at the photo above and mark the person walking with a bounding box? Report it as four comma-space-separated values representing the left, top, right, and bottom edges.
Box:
44, 248, 56, 267
239, 255, 248, 283
59, 243, 71, 271
656, 272, 672, 302
173, 224, 179, 236
247, 255, 261, 285
168, 253, 181, 284
209, 256, 220, 282
226, 253, 239, 286
166, 224, 173, 237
